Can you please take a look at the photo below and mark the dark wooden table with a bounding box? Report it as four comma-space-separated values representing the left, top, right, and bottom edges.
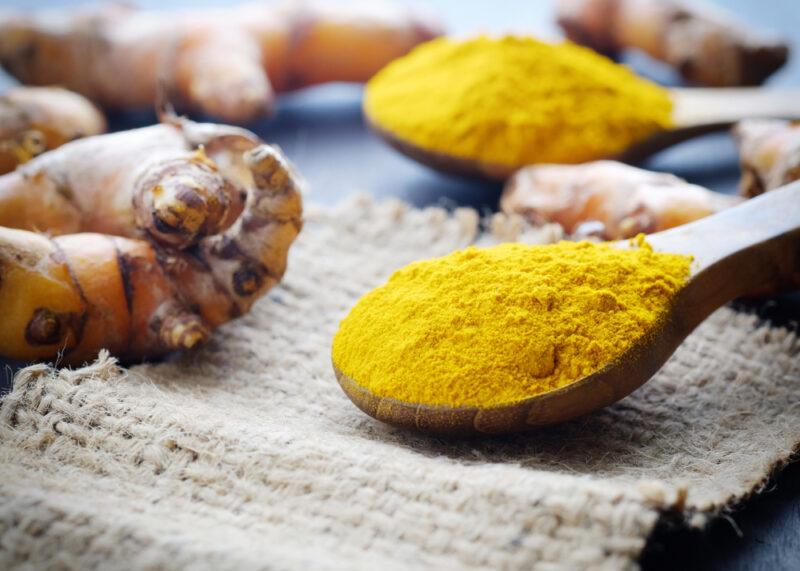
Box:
1, 1, 799, 569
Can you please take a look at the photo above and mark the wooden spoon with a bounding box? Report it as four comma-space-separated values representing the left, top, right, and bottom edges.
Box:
333, 181, 800, 436
368, 88, 800, 181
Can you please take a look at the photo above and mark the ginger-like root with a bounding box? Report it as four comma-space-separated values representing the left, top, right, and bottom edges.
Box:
556, 0, 789, 87
0, 1, 441, 123
0, 116, 270, 249
0, 86, 105, 174
734, 119, 800, 198
0, 145, 302, 364
501, 161, 741, 240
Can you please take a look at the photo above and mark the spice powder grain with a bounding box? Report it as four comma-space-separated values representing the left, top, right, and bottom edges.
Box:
332, 239, 691, 408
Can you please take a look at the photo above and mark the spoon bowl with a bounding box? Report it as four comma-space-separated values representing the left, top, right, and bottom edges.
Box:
370, 122, 518, 180
369, 88, 800, 181
334, 181, 800, 435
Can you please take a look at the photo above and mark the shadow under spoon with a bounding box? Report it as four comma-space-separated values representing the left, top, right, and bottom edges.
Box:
334, 181, 800, 435
369, 87, 800, 181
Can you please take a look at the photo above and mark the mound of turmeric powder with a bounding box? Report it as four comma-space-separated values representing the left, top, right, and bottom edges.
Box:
332, 240, 691, 408
365, 36, 674, 167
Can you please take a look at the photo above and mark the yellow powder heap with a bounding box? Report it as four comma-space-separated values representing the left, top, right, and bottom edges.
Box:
365, 36, 674, 167
332, 240, 691, 408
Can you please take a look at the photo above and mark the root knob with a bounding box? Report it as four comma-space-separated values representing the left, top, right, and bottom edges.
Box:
158, 311, 210, 351
244, 145, 293, 195
136, 152, 232, 249
25, 307, 63, 345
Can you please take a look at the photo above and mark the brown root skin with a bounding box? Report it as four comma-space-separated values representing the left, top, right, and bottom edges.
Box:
0, 1, 442, 122
501, 161, 741, 240
0, 142, 302, 365
733, 120, 800, 198
0, 118, 264, 249
556, 0, 789, 87
0, 86, 105, 174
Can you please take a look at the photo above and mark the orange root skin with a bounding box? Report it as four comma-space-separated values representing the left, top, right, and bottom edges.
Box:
556, 0, 789, 87
0, 140, 302, 365
0, 230, 86, 361
0, 228, 183, 363
0, 2, 442, 122
0, 119, 260, 248
173, 27, 275, 123
0, 86, 105, 174
734, 120, 800, 198
501, 161, 741, 240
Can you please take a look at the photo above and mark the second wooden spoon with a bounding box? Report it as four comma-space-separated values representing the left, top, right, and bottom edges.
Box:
369, 87, 800, 181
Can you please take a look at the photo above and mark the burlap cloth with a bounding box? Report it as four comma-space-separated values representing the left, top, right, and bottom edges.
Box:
1, 197, 799, 570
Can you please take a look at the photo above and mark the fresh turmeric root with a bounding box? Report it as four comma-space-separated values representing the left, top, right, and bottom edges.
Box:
0, 1, 441, 123
734, 119, 800, 198
501, 161, 741, 240
0, 132, 302, 364
0, 86, 105, 174
556, 0, 789, 87
0, 114, 279, 249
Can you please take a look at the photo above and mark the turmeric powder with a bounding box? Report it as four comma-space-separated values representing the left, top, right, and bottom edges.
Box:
364, 36, 674, 167
332, 240, 691, 408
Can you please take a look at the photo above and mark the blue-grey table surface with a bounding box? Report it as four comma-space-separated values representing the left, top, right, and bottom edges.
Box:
1, 1, 799, 569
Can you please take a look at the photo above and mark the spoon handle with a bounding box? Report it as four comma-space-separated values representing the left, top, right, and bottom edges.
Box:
647, 181, 800, 322
617, 89, 800, 164
671, 88, 800, 128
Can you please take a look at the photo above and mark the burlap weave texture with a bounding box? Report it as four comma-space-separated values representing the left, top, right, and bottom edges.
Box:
1, 197, 799, 570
